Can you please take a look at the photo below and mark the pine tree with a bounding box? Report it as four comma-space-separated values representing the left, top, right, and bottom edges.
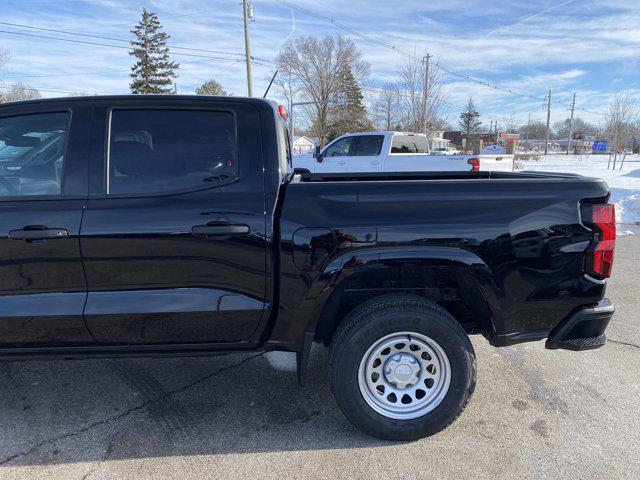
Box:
459, 97, 482, 147
326, 66, 371, 141
129, 9, 179, 94
195, 79, 229, 96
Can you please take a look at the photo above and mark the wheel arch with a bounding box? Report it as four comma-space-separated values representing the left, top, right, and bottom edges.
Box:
312, 246, 497, 344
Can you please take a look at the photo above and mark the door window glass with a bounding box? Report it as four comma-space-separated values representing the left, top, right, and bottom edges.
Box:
354, 135, 384, 156
0, 112, 69, 197
324, 137, 354, 157
108, 109, 237, 195
391, 135, 429, 154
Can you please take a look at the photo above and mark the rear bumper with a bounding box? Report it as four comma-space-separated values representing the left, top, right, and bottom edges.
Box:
545, 298, 614, 351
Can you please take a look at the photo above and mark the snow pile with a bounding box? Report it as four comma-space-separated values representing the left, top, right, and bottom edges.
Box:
516, 154, 640, 227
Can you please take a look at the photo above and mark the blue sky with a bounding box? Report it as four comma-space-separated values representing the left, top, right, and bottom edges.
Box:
1, 0, 639, 128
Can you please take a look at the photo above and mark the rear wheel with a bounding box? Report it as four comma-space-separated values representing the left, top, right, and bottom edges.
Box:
329, 295, 476, 441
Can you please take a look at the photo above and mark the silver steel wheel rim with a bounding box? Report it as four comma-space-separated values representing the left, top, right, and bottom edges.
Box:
358, 331, 451, 420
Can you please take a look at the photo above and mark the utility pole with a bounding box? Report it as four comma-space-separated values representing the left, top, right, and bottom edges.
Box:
544, 89, 552, 155
421, 54, 431, 134
242, 0, 253, 97
567, 92, 576, 155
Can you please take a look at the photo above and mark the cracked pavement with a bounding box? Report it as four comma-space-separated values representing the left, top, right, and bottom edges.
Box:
0, 236, 639, 479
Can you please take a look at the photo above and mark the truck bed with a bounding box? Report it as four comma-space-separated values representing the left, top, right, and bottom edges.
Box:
294, 169, 587, 182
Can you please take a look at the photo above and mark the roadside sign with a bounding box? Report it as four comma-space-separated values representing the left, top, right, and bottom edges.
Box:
482, 144, 504, 154
592, 141, 607, 152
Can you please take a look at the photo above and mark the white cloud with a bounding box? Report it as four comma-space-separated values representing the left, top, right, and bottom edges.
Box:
0, 0, 638, 123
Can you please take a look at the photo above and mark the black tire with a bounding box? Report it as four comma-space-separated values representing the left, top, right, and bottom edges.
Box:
329, 294, 476, 441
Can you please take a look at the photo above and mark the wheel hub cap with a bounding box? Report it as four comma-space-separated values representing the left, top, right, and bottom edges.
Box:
358, 332, 451, 420
384, 353, 420, 389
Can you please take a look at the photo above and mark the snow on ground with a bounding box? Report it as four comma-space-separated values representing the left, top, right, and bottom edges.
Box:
515, 154, 640, 231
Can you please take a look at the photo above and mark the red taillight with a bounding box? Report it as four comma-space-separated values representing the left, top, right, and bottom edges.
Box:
586, 204, 616, 277
467, 157, 480, 172
277, 105, 289, 121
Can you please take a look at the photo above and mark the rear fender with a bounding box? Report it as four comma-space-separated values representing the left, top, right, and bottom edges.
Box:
311, 246, 498, 342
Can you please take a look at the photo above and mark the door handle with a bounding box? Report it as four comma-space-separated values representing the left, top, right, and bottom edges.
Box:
191, 224, 250, 236
337, 160, 346, 165
8, 227, 68, 241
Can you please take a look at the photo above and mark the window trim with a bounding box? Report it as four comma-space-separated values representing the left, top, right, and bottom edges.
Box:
104, 106, 240, 199
0, 109, 73, 202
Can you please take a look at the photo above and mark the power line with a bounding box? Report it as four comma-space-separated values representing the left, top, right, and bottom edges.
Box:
0, 54, 248, 81
0, 28, 248, 63
273, 0, 417, 60
271, 0, 605, 117
0, 21, 247, 58
0, 85, 101, 95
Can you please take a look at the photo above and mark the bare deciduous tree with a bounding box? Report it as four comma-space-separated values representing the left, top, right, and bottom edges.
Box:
519, 120, 547, 140
1, 82, 41, 103
398, 55, 446, 136
552, 117, 597, 139
373, 82, 401, 130
274, 70, 301, 114
603, 92, 638, 151
276, 35, 369, 146
502, 116, 520, 134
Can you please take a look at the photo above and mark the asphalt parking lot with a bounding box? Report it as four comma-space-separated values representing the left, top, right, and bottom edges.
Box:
0, 235, 638, 480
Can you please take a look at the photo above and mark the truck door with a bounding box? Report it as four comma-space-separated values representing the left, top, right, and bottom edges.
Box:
347, 135, 384, 172
80, 99, 267, 346
0, 103, 93, 348
317, 136, 354, 172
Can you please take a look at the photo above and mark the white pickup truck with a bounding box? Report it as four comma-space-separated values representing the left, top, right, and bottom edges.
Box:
293, 131, 514, 173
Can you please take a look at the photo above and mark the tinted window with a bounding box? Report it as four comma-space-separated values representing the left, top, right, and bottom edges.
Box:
108, 109, 237, 195
391, 135, 429, 154
354, 135, 383, 156
0, 112, 69, 197
324, 137, 354, 157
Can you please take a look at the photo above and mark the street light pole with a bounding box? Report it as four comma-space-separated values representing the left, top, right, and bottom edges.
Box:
242, 0, 253, 97
544, 89, 552, 155
567, 92, 576, 155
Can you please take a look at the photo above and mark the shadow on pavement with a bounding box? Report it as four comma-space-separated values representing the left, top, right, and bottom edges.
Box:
0, 345, 390, 466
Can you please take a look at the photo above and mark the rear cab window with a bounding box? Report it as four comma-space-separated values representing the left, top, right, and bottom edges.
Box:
0, 111, 70, 197
107, 109, 238, 195
391, 135, 429, 154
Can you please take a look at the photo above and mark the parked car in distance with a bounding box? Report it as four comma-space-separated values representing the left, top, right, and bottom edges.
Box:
0, 95, 615, 441
430, 146, 459, 155
293, 131, 514, 173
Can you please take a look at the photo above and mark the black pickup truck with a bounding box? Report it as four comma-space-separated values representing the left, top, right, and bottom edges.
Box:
0, 95, 615, 440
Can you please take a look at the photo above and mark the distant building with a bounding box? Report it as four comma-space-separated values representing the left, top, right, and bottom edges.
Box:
444, 130, 519, 153
292, 136, 316, 154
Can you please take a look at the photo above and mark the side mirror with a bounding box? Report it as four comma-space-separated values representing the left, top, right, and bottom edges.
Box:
313, 145, 323, 162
